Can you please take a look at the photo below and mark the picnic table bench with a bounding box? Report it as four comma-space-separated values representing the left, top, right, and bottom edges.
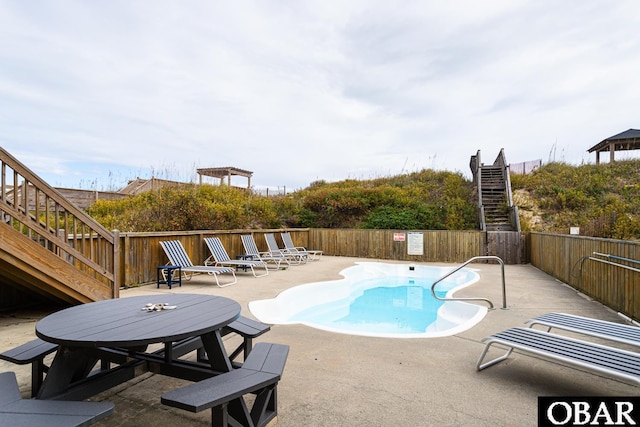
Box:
0, 371, 113, 426
0, 338, 58, 397
162, 342, 289, 427
3, 295, 283, 425
165, 315, 270, 367
35, 294, 244, 400
220, 316, 271, 362
1, 314, 269, 401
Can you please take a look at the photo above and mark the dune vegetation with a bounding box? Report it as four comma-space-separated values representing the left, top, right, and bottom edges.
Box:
511, 160, 640, 239
87, 160, 640, 240
87, 169, 477, 232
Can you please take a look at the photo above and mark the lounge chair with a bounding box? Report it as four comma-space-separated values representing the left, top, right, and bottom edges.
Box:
526, 312, 640, 349
476, 327, 640, 386
203, 237, 269, 278
159, 240, 237, 287
241, 234, 289, 270
265, 233, 305, 265
281, 232, 322, 261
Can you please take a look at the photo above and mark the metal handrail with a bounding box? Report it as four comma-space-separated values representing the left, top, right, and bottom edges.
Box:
588, 255, 640, 274
431, 255, 507, 310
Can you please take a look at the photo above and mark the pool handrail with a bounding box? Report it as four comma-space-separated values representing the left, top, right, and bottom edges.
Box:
430, 256, 507, 310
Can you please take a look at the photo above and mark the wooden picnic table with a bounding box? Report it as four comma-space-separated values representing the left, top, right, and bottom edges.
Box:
35, 294, 241, 400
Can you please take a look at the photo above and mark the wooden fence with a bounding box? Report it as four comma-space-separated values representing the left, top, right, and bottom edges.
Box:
118, 229, 312, 287
530, 232, 640, 320
309, 229, 487, 262
118, 229, 496, 287
54, 188, 127, 210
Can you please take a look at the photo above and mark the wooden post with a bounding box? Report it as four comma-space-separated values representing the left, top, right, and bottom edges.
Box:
112, 230, 120, 298
610, 142, 615, 162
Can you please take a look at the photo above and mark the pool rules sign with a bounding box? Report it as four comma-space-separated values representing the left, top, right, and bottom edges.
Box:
407, 232, 424, 255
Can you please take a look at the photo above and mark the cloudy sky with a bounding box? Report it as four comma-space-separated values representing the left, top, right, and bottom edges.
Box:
1, 1, 639, 192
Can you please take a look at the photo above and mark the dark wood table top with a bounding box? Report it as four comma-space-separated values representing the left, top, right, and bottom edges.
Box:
36, 294, 241, 348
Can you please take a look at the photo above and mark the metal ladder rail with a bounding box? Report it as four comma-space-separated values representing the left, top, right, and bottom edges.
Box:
431, 256, 507, 310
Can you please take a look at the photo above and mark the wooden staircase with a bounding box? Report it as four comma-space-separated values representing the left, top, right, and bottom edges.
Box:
480, 166, 514, 231
470, 150, 520, 232
0, 148, 119, 308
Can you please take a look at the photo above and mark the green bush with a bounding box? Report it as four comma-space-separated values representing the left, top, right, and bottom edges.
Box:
85, 160, 640, 239
363, 206, 420, 229
511, 159, 640, 239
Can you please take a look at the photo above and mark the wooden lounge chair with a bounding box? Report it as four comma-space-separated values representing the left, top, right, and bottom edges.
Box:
241, 234, 289, 270
526, 312, 640, 348
160, 240, 237, 287
204, 237, 269, 278
281, 232, 322, 261
265, 233, 305, 265
476, 327, 640, 386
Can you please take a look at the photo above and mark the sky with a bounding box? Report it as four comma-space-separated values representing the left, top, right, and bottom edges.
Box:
1, 1, 639, 192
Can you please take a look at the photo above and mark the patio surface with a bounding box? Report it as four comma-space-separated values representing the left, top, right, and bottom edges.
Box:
1, 256, 638, 426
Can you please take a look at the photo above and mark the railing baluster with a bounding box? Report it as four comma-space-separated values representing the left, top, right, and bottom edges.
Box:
0, 147, 117, 298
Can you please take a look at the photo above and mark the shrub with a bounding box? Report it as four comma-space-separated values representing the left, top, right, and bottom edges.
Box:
511, 159, 640, 239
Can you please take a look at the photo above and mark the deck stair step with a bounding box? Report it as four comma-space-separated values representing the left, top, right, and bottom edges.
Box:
478, 164, 515, 231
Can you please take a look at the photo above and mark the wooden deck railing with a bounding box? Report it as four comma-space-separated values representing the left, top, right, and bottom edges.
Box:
530, 232, 640, 321
0, 147, 118, 298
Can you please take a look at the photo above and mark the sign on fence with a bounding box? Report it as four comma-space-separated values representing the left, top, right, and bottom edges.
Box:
407, 232, 424, 255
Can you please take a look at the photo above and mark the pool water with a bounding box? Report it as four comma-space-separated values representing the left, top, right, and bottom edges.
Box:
291, 277, 445, 334
248, 262, 488, 338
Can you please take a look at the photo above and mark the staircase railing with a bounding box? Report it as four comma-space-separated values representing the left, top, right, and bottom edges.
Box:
471, 150, 486, 231
503, 159, 521, 232
0, 147, 119, 295
431, 255, 507, 309
472, 149, 520, 232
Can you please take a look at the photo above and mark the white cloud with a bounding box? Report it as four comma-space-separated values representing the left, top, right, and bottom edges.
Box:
1, 0, 639, 191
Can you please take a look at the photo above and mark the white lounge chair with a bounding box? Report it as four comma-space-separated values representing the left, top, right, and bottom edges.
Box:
265, 233, 305, 265
240, 234, 289, 270
160, 240, 237, 287
476, 327, 640, 386
204, 237, 269, 278
526, 312, 640, 349
281, 232, 322, 261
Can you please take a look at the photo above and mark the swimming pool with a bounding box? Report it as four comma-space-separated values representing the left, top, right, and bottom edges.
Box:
248, 262, 488, 338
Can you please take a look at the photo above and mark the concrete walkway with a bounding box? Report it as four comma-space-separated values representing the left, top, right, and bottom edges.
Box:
1, 256, 637, 426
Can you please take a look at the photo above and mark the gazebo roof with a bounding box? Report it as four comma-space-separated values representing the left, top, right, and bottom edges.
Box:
196, 167, 253, 179
588, 129, 640, 153
196, 166, 253, 188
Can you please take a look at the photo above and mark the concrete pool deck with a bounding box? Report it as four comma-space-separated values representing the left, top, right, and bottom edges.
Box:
1, 256, 638, 426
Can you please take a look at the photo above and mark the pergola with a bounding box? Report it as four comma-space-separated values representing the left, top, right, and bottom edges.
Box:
588, 128, 640, 164
196, 167, 253, 188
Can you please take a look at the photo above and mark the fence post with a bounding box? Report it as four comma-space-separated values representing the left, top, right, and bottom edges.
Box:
112, 229, 120, 298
